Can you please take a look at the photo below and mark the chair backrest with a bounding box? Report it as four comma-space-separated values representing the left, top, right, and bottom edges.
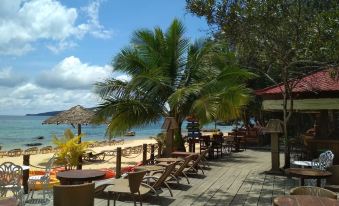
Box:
190, 148, 209, 169
173, 155, 195, 176
290, 186, 337, 199
127, 171, 147, 194
44, 155, 56, 178
200, 136, 210, 147
53, 182, 95, 206
0, 162, 23, 197
326, 165, 339, 185
152, 162, 176, 189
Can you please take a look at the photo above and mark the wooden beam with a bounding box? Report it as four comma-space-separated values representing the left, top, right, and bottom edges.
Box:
262, 98, 339, 111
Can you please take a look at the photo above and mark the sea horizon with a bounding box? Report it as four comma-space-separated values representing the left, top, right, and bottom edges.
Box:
0, 115, 234, 150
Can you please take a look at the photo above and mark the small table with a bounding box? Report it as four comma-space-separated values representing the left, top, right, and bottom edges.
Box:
155, 157, 183, 163
56, 169, 106, 185
0, 197, 19, 206
285, 168, 332, 187
273, 195, 339, 206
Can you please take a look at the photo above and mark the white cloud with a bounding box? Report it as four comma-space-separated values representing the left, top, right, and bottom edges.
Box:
0, 0, 112, 55
36, 56, 112, 89
0, 67, 26, 87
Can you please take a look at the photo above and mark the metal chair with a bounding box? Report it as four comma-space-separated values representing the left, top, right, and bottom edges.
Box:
53, 183, 95, 206
0, 162, 24, 205
27, 155, 55, 202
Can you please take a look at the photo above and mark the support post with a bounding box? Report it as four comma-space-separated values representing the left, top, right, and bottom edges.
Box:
150, 144, 155, 164
116, 147, 121, 178
142, 144, 147, 165
269, 133, 281, 174
158, 144, 162, 158
23, 155, 30, 194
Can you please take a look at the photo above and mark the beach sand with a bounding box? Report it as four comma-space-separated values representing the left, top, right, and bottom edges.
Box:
0, 138, 157, 171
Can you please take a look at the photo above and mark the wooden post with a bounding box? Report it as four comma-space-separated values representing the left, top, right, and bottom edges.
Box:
150, 144, 155, 164
142, 144, 147, 165
158, 144, 162, 158
116, 147, 121, 178
23, 155, 30, 194
270, 133, 280, 173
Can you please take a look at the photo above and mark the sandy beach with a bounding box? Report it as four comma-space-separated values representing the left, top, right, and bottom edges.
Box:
0, 138, 157, 171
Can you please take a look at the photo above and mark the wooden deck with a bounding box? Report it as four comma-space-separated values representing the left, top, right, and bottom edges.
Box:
24, 149, 299, 206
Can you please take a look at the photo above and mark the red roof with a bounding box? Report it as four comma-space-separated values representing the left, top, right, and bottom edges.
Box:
256, 69, 339, 96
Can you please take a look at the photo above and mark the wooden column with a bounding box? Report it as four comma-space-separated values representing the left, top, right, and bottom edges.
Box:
23, 155, 30, 194
142, 144, 147, 165
270, 133, 280, 173
116, 147, 121, 178
150, 144, 155, 163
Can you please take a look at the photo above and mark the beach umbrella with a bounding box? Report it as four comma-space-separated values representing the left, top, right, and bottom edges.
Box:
42, 105, 95, 142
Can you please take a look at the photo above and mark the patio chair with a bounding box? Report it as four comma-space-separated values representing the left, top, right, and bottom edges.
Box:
211, 134, 223, 158
53, 183, 95, 206
324, 165, 339, 192
144, 162, 177, 197
0, 162, 24, 205
290, 186, 337, 199
104, 171, 155, 206
27, 155, 55, 202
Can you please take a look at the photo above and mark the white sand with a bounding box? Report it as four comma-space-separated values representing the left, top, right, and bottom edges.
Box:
0, 138, 157, 171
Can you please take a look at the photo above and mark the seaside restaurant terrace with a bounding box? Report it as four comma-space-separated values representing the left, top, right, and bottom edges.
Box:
1, 70, 339, 206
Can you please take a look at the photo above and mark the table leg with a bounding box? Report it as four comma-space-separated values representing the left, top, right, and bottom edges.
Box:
301, 178, 305, 186
317, 179, 321, 187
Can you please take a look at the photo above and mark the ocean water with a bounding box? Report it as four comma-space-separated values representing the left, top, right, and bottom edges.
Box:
0, 115, 233, 150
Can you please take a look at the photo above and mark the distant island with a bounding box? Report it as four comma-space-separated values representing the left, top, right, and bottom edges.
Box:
26, 110, 63, 116
26, 107, 96, 116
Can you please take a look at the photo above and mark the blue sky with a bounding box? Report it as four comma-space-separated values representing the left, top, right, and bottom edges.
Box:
0, 0, 208, 115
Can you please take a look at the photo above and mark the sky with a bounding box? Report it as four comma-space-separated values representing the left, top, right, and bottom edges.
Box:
0, 0, 209, 115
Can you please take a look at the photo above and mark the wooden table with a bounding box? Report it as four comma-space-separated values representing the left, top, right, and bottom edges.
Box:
0, 197, 19, 206
285, 168, 332, 187
56, 169, 106, 185
273, 195, 339, 206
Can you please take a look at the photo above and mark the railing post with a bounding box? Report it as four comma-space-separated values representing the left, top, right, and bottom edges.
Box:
142, 144, 147, 165
23, 155, 30, 194
150, 144, 155, 164
116, 147, 121, 178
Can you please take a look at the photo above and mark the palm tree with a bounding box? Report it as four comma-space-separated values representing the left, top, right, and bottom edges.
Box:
95, 19, 253, 150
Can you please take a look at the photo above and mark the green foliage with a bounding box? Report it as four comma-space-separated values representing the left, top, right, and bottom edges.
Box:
95, 19, 254, 149
52, 129, 90, 169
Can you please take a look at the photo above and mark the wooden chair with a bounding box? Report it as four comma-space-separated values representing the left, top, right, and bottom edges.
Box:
211, 134, 223, 158
184, 148, 210, 175
290, 186, 337, 199
103, 171, 150, 206
324, 165, 339, 192
83, 150, 106, 162
53, 183, 95, 206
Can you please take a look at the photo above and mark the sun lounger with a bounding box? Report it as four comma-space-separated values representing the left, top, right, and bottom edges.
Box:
83, 151, 106, 162
40, 146, 53, 154
24, 147, 39, 155
7, 149, 23, 157
0, 151, 7, 157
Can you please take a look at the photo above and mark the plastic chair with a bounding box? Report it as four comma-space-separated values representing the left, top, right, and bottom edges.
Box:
0, 162, 24, 205
290, 186, 337, 199
53, 183, 95, 206
27, 155, 55, 202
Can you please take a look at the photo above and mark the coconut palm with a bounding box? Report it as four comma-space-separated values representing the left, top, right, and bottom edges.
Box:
95, 19, 253, 150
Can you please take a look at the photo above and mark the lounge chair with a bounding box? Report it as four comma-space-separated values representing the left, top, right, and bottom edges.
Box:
290, 186, 337, 199
53, 183, 95, 206
83, 150, 106, 162
7, 149, 22, 157
184, 148, 209, 175
24, 147, 39, 155
103, 171, 155, 206
40, 146, 53, 154
143, 162, 177, 197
